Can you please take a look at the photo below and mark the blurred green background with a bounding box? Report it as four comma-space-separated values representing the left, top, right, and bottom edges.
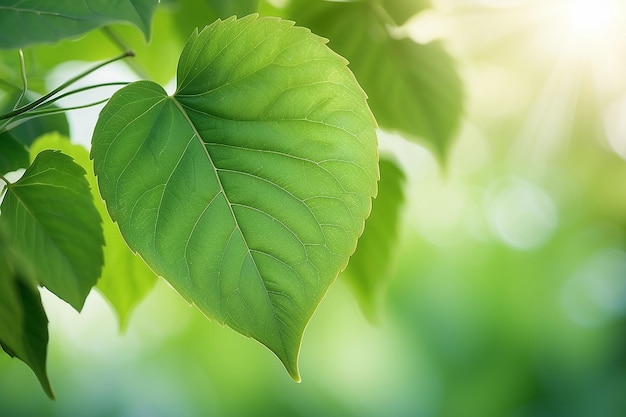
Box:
3, 0, 626, 415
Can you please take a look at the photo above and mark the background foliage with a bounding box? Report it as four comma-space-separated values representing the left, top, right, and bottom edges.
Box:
2, 0, 626, 416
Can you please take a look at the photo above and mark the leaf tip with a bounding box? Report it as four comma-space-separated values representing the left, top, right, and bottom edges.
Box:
286, 364, 302, 383
42, 378, 55, 400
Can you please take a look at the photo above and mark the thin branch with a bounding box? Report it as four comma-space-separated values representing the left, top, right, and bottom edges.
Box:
101, 26, 150, 79
0, 98, 111, 134
13, 49, 27, 110
0, 174, 10, 197
0, 50, 134, 121
21, 98, 111, 116
0, 82, 129, 134
0, 117, 14, 133
40, 82, 130, 106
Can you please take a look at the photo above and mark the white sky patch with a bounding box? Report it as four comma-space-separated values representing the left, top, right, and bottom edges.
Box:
46, 61, 140, 149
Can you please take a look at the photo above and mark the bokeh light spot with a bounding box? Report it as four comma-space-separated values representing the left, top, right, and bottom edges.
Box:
485, 178, 558, 250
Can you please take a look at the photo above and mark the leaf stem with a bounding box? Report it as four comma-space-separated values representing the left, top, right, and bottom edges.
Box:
0, 50, 135, 121
101, 26, 150, 79
13, 49, 27, 110
21, 99, 111, 117
38, 82, 130, 105
0, 82, 130, 134
0, 174, 10, 196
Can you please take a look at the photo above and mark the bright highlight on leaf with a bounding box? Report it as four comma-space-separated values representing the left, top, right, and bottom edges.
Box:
92, 15, 379, 380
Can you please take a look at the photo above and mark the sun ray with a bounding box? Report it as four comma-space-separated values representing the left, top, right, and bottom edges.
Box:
426, 0, 626, 161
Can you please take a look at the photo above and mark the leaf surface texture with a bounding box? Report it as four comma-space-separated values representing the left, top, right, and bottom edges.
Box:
0, 150, 104, 310
92, 15, 379, 379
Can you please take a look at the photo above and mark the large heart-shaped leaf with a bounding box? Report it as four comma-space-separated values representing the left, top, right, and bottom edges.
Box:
286, 0, 463, 156
0, 0, 159, 49
92, 15, 378, 379
0, 150, 104, 311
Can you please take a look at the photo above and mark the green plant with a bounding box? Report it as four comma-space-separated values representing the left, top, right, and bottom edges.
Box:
0, 0, 462, 397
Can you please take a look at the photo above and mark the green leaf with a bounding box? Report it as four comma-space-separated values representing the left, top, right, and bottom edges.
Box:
30, 133, 157, 330
377, 0, 432, 25
170, 0, 221, 45
286, 0, 463, 156
343, 158, 405, 322
0, 248, 53, 398
0, 0, 159, 49
206, 0, 259, 18
0, 150, 104, 310
92, 15, 378, 380
11, 6, 192, 86
0, 135, 28, 175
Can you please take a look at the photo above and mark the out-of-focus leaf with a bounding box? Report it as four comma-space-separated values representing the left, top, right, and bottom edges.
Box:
92, 15, 378, 380
30, 134, 157, 330
286, 0, 463, 157
0, 51, 47, 93
0, 150, 104, 311
170, 0, 259, 42
0, 248, 52, 398
206, 0, 259, 17
344, 158, 405, 322
0, 136, 28, 175
378, 0, 432, 25
0, 0, 159, 49
170, 0, 221, 44
13, 6, 188, 85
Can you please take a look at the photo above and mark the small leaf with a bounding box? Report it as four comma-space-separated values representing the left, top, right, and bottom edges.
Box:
343, 158, 405, 322
286, 0, 463, 156
92, 15, 378, 380
0, 0, 159, 49
30, 133, 157, 330
0, 248, 53, 398
0, 150, 104, 310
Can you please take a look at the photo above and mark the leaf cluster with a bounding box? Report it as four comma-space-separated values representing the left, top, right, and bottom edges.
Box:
0, 0, 463, 396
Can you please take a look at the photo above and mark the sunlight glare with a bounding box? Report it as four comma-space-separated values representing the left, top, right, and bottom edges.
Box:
537, 0, 626, 63
566, 0, 615, 42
